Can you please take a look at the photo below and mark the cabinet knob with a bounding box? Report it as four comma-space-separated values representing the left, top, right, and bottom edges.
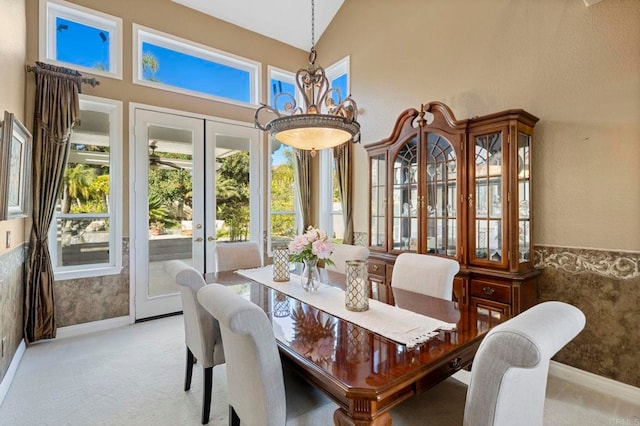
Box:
194, 237, 203, 242
483, 286, 495, 295
372, 264, 379, 271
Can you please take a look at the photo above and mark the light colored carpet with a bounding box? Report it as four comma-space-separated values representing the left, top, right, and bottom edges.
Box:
0, 315, 638, 425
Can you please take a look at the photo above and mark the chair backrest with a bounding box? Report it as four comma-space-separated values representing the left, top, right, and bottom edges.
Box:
391, 253, 460, 300
464, 301, 586, 426
326, 244, 370, 274
164, 260, 224, 368
197, 284, 286, 426
214, 241, 263, 272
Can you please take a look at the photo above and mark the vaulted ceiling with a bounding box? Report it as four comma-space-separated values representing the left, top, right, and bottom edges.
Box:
172, 0, 345, 51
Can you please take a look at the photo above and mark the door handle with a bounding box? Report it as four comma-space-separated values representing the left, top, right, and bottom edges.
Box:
194, 237, 204, 242
207, 236, 215, 241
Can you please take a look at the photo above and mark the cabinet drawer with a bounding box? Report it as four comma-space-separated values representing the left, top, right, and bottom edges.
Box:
470, 280, 511, 304
367, 260, 386, 277
471, 297, 511, 318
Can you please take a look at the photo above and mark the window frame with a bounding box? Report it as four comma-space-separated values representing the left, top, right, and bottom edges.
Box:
39, 0, 123, 79
49, 95, 123, 280
133, 24, 261, 107
319, 56, 350, 240
267, 66, 302, 255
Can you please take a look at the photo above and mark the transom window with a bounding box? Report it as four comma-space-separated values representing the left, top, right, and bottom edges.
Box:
133, 25, 260, 106
39, 0, 122, 79
48, 95, 123, 280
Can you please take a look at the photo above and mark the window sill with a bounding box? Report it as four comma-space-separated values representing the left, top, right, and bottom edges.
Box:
53, 265, 123, 282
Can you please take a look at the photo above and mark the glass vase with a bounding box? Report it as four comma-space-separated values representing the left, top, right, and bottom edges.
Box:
301, 258, 320, 291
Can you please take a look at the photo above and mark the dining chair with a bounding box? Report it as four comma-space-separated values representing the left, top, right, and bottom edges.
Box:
391, 253, 460, 300
165, 260, 225, 425
214, 241, 263, 272
391, 301, 586, 425
325, 243, 370, 274
196, 283, 336, 426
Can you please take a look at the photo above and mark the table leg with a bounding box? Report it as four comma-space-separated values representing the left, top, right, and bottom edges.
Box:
334, 407, 392, 426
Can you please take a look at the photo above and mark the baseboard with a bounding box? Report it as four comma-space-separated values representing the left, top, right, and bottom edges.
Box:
56, 316, 131, 340
549, 360, 640, 403
0, 339, 26, 408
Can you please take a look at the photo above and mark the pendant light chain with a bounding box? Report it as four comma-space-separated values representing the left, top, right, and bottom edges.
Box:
309, 0, 316, 65
311, 0, 315, 49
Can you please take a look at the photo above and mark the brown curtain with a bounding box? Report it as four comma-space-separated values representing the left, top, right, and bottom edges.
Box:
333, 143, 354, 244
294, 149, 312, 230
24, 62, 82, 343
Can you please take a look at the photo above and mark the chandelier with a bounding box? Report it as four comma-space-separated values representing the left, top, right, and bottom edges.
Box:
254, 0, 360, 157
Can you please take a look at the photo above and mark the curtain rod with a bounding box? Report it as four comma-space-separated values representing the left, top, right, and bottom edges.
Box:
25, 64, 100, 87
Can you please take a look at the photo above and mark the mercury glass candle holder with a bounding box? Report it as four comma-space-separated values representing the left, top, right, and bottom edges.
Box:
345, 260, 369, 312
272, 247, 290, 282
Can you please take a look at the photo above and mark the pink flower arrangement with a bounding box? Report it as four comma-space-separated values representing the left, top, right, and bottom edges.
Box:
288, 226, 335, 266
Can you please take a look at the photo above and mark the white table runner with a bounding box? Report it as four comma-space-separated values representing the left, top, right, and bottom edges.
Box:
236, 266, 456, 348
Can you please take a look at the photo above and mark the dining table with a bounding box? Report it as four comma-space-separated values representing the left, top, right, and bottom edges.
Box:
213, 267, 506, 426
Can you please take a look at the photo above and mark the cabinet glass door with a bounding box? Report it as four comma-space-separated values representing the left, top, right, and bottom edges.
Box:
392, 136, 418, 252
425, 133, 457, 256
370, 154, 386, 249
517, 132, 531, 263
472, 131, 506, 266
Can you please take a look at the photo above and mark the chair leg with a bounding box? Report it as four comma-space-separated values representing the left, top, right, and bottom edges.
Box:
185, 347, 194, 391
202, 366, 213, 424
229, 405, 240, 426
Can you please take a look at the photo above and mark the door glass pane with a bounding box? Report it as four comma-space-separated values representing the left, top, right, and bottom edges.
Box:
518, 132, 531, 263
216, 135, 252, 242
474, 132, 502, 263
392, 136, 417, 251
147, 127, 194, 297
370, 155, 386, 248
426, 133, 456, 256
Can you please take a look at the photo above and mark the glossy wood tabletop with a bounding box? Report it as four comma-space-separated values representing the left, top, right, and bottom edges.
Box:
213, 270, 506, 426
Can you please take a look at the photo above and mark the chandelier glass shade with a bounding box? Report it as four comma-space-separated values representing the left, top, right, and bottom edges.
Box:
254, 1, 360, 156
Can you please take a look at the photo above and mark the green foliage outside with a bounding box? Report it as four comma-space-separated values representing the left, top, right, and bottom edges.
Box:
216, 151, 250, 241
270, 147, 296, 243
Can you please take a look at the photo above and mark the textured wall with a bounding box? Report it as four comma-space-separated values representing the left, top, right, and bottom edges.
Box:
535, 246, 640, 387
54, 240, 130, 327
0, 246, 24, 382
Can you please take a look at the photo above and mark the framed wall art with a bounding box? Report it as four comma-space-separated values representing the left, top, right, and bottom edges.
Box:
0, 111, 33, 220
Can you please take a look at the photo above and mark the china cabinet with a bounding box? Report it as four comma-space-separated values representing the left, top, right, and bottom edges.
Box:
366, 102, 539, 317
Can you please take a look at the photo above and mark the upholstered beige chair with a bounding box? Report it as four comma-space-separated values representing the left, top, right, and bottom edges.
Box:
165, 260, 225, 424
197, 284, 336, 426
391, 301, 586, 425
214, 241, 262, 272
391, 253, 460, 300
325, 243, 370, 274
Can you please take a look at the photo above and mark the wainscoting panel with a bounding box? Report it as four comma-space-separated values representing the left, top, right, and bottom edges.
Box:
0, 245, 25, 383
535, 245, 640, 387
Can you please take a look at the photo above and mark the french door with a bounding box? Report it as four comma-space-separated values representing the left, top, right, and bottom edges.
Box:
132, 108, 261, 320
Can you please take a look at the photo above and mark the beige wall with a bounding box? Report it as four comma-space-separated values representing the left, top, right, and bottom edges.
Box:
25, 0, 307, 234
319, 0, 640, 252
0, 0, 26, 384
0, 0, 27, 255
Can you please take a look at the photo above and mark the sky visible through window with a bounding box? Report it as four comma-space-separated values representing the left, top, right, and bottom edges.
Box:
56, 17, 110, 70
271, 78, 295, 166
141, 42, 251, 103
